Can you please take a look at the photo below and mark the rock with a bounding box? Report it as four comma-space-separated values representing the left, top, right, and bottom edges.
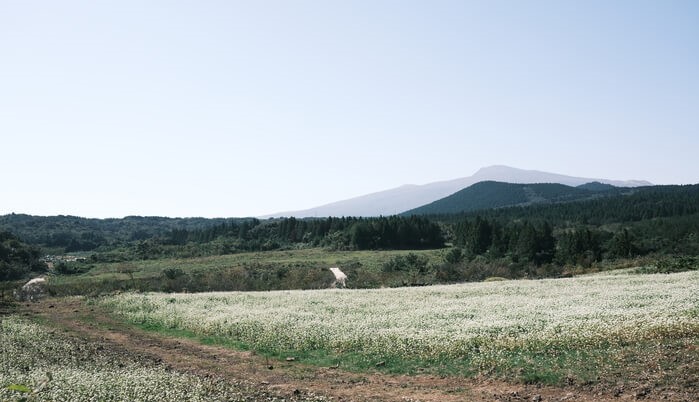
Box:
635, 387, 650, 399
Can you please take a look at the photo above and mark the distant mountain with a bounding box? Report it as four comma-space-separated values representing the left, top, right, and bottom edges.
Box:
402, 181, 624, 216
265, 165, 651, 218
469, 165, 651, 188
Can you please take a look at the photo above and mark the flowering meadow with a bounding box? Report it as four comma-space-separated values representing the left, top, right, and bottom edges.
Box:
0, 315, 327, 401
97, 270, 699, 369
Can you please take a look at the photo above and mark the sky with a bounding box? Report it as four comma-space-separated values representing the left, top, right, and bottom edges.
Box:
1, 0, 698, 218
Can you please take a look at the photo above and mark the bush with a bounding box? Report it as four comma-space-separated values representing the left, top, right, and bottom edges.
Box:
381, 253, 429, 273
435, 263, 464, 283
444, 247, 464, 264
636, 256, 698, 274
162, 267, 185, 280
55, 262, 92, 275
0, 232, 46, 281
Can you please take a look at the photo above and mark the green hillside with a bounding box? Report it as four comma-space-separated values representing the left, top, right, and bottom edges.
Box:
0, 214, 256, 253
576, 181, 617, 191
403, 181, 619, 216
430, 184, 699, 226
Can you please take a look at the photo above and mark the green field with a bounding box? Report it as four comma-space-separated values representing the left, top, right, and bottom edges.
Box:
45, 247, 664, 297
46, 248, 450, 295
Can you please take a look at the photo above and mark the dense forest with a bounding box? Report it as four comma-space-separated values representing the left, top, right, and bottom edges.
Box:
0, 231, 47, 281
160, 215, 444, 253
426, 184, 699, 225
449, 217, 658, 267
434, 184, 699, 270
0, 214, 444, 262
0, 214, 252, 252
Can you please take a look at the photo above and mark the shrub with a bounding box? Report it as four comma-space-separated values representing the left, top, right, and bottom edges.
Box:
162, 267, 185, 280
636, 256, 698, 274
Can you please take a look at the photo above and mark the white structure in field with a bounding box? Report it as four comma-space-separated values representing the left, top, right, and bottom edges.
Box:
17, 277, 48, 301
329, 267, 347, 288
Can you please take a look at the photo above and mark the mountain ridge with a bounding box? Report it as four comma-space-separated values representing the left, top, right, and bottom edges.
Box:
402, 181, 629, 216
265, 165, 651, 218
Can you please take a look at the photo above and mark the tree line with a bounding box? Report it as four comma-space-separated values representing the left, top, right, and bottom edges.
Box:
449, 216, 648, 268
0, 231, 47, 281
1, 183, 698, 279
161, 215, 444, 252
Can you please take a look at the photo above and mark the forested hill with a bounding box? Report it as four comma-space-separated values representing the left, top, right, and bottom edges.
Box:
440, 184, 699, 270
402, 181, 626, 216
0, 213, 444, 256
0, 214, 256, 252
424, 183, 699, 225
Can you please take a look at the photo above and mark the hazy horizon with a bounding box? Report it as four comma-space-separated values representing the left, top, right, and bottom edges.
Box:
0, 163, 667, 219
2, 1, 698, 218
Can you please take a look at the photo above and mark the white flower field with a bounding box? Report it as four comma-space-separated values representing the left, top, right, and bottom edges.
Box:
0, 316, 235, 401
0, 315, 327, 401
2, 269, 698, 400
97, 270, 699, 363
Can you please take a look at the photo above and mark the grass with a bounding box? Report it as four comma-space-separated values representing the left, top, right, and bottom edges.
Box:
45, 248, 449, 295
39, 247, 669, 296
136, 321, 254, 352
87, 248, 446, 276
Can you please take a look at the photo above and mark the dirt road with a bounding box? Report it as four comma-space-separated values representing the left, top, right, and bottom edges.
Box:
16, 298, 690, 401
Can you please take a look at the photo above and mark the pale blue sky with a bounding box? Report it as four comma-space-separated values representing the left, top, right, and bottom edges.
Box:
2, 1, 698, 218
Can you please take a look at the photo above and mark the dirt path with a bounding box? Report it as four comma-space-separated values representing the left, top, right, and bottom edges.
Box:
15, 298, 676, 401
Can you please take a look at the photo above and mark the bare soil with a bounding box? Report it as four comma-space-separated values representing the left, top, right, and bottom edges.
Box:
13, 298, 698, 402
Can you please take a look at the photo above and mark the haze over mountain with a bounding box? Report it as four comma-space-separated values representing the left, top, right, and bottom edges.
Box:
266, 165, 651, 218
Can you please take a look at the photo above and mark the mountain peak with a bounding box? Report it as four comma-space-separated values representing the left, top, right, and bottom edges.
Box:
471, 165, 651, 187
474, 165, 519, 174
473, 165, 541, 180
